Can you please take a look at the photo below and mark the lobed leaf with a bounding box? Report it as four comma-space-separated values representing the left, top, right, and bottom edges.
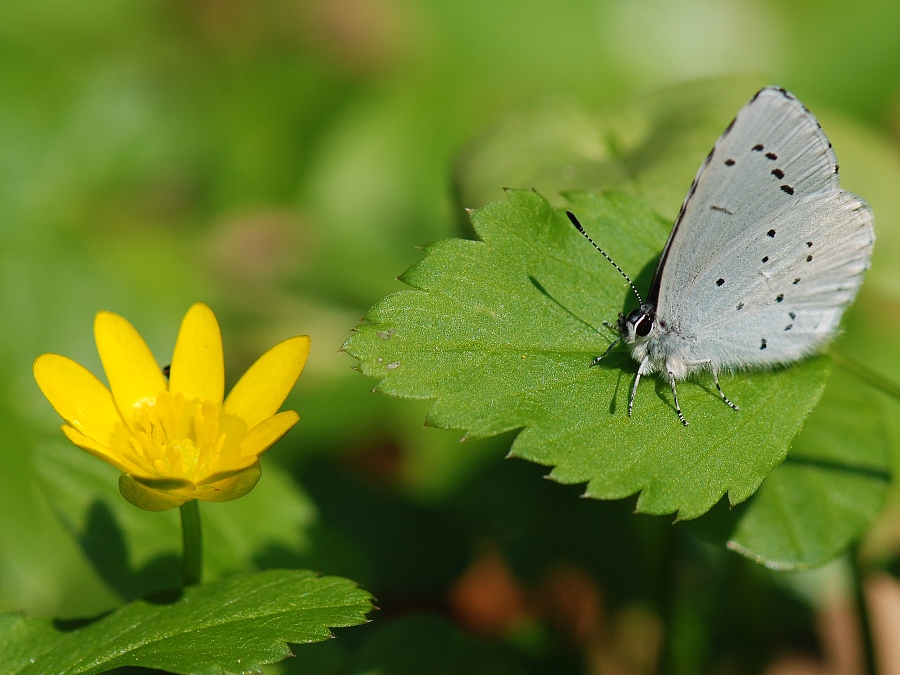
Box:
345, 189, 830, 520
0, 569, 372, 675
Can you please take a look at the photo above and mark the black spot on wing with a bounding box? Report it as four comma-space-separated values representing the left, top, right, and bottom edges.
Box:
781, 185, 795, 195
760, 338, 767, 350
716, 278, 725, 286
807, 241, 813, 247
767, 229, 776, 237
736, 302, 744, 310
793, 278, 800, 285
807, 255, 813, 262
752, 144, 764, 152
765, 152, 777, 160
761, 256, 769, 263
710, 205, 734, 215
772, 168, 784, 179
725, 158, 735, 166
789, 312, 796, 320
776, 294, 784, 302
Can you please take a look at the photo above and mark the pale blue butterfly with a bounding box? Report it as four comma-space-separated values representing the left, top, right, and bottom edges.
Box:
569, 87, 875, 425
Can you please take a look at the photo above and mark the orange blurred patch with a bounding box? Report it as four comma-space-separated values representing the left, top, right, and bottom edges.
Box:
536, 563, 603, 644
448, 545, 530, 636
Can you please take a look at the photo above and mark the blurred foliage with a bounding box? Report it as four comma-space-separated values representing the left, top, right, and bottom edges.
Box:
3, 0, 900, 673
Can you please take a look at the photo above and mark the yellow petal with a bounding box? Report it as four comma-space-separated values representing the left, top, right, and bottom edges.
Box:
223, 335, 310, 429
94, 311, 167, 421
61, 425, 132, 473
237, 411, 299, 461
119, 473, 189, 511
192, 462, 262, 502
168, 303, 224, 406
33, 353, 122, 447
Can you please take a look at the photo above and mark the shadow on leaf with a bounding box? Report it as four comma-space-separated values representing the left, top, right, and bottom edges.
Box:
80, 500, 181, 602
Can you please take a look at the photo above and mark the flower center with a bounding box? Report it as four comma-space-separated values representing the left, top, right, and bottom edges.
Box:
122, 390, 226, 481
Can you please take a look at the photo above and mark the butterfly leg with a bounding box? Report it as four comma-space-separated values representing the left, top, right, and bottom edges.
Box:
628, 357, 652, 417
709, 366, 739, 411
667, 371, 688, 426
590, 337, 621, 367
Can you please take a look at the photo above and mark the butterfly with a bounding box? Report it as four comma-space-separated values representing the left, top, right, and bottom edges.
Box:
568, 87, 875, 426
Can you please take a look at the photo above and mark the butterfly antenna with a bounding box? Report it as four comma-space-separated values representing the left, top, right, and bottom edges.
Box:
566, 211, 643, 304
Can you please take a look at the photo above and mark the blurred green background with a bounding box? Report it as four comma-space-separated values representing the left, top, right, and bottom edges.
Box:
4, 0, 900, 672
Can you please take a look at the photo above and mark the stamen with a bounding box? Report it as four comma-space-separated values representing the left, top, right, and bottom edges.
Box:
115, 391, 229, 481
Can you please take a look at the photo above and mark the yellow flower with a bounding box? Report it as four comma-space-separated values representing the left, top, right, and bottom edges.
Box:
33, 303, 310, 511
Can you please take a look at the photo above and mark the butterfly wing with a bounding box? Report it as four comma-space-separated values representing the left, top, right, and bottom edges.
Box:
652, 87, 874, 369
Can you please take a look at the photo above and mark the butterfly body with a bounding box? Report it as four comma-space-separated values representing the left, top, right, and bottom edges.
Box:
571, 86, 875, 425
623, 307, 695, 381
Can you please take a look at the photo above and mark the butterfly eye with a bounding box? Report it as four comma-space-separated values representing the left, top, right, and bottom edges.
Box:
625, 309, 653, 338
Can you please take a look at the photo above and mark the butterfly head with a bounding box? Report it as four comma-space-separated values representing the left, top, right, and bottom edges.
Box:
620, 304, 656, 343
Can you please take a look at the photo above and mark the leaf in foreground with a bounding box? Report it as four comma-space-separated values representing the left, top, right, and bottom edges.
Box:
1, 569, 373, 675
345, 189, 829, 519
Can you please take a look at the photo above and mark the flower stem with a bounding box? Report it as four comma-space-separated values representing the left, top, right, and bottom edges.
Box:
180, 500, 202, 586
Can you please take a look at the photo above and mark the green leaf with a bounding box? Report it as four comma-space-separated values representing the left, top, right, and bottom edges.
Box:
691, 366, 890, 570
347, 614, 527, 675
0, 569, 372, 675
345, 189, 829, 519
